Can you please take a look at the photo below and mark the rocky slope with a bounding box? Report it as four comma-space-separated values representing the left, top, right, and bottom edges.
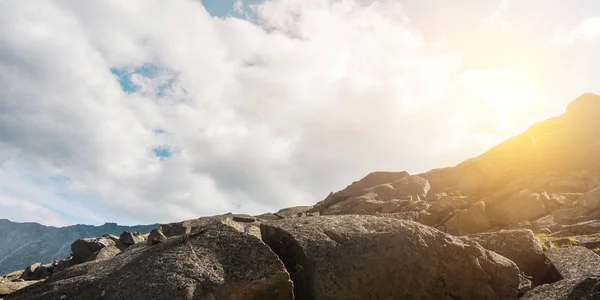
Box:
0, 219, 156, 275
3, 93, 600, 299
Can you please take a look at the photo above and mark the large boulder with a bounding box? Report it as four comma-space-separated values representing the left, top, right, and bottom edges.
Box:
6, 222, 293, 300
444, 201, 491, 234
119, 232, 144, 246
390, 175, 431, 200
487, 191, 549, 226
71, 237, 116, 264
468, 230, 547, 282
521, 276, 600, 300
260, 215, 519, 300
544, 246, 600, 280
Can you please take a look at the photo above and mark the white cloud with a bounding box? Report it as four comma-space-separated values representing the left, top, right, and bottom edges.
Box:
0, 0, 552, 225
553, 17, 600, 45
483, 0, 512, 31
0, 194, 70, 227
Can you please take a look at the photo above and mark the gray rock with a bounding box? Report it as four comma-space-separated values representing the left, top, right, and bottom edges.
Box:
468, 230, 546, 281
6, 222, 293, 300
559, 220, 600, 235
118, 232, 144, 246
147, 227, 168, 246
521, 276, 600, 300
260, 215, 519, 300
390, 175, 431, 199
87, 245, 121, 261
71, 237, 116, 264
444, 201, 491, 234
545, 246, 600, 280
487, 191, 549, 226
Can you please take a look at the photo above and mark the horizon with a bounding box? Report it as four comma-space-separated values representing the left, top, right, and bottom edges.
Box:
2, 0, 600, 227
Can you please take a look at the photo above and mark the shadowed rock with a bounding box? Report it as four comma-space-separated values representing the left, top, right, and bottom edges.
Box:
468, 229, 548, 283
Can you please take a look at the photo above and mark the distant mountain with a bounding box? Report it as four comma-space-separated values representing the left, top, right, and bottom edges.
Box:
0, 219, 156, 274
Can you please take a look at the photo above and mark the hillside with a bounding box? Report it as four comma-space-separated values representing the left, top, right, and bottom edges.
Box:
0, 219, 156, 274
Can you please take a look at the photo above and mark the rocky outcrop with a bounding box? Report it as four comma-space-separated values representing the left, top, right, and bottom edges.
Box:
261, 215, 519, 299
6, 222, 293, 300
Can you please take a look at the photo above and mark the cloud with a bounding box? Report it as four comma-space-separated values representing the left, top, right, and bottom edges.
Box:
483, 0, 512, 31
0, 194, 70, 227
553, 17, 600, 45
0, 0, 553, 225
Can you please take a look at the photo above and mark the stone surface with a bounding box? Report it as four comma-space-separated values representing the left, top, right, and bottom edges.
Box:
261, 215, 519, 300
147, 227, 168, 246
444, 201, 491, 234
71, 237, 116, 264
119, 232, 144, 246
522, 276, 600, 300
7, 222, 293, 300
487, 191, 548, 226
468, 230, 545, 280
545, 246, 600, 280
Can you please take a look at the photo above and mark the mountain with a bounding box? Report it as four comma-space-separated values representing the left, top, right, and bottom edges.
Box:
0, 219, 156, 274
4, 93, 600, 299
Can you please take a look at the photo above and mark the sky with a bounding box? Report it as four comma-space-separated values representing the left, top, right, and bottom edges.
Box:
1, 0, 600, 227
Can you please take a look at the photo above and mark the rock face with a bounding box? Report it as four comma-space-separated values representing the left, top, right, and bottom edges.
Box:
444, 201, 491, 234
6, 222, 293, 300
544, 246, 600, 280
522, 277, 600, 300
468, 230, 546, 282
487, 192, 548, 226
261, 215, 519, 300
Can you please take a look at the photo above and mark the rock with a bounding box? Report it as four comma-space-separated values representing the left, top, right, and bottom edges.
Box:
545, 246, 600, 280
577, 188, 600, 210
88, 245, 122, 261
519, 274, 533, 296
468, 230, 546, 281
7, 222, 293, 300
559, 220, 600, 235
521, 276, 600, 300
400, 200, 430, 212
19, 263, 40, 280
71, 237, 116, 264
444, 201, 491, 234
487, 191, 548, 226
254, 213, 283, 221
274, 206, 312, 218
147, 227, 168, 246
119, 232, 144, 246
232, 215, 257, 223
20, 263, 51, 281
375, 211, 420, 221
308, 171, 410, 213
390, 175, 430, 199
416, 211, 437, 226
428, 196, 476, 214
260, 215, 519, 300
538, 228, 552, 234
0, 280, 39, 298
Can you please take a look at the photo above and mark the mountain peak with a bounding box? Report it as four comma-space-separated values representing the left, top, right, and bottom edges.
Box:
566, 93, 600, 115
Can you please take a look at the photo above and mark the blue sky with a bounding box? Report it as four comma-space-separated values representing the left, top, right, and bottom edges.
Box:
1, 0, 600, 226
